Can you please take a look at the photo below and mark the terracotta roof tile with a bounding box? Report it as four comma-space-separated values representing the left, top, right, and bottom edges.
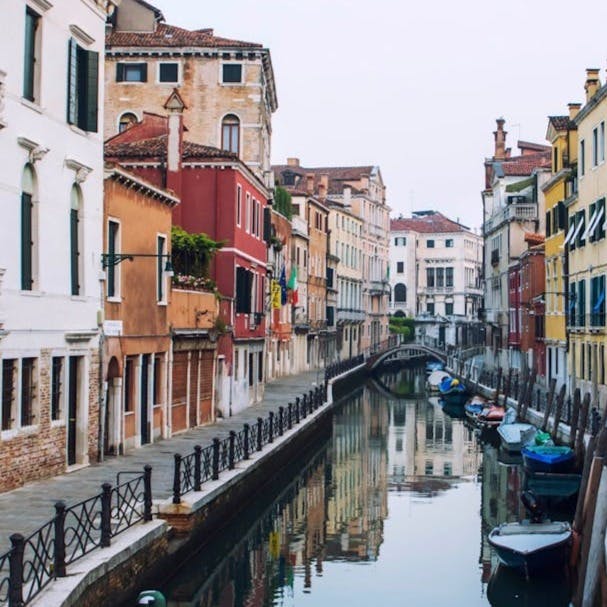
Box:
107, 22, 263, 49
548, 115, 577, 130
390, 212, 470, 234
498, 152, 551, 176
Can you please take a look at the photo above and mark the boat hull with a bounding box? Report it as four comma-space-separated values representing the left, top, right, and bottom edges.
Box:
522, 448, 575, 474
490, 536, 571, 575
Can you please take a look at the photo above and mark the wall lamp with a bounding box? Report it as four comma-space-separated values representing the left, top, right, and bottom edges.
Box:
101, 253, 174, 276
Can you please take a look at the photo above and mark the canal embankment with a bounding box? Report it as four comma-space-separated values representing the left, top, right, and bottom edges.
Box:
0, 362, 368, 607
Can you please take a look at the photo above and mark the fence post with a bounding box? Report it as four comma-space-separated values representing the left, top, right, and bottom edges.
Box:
279, 406, 284, 436
143, 465, 153, 521
302, 394, 307, 419
268, 412, 274, 443
53, 501, 67, 578
295, 398, 300, 424
229, 431, 236, 470
9, 533, 24, 607
256, 417, 263, 451
194, 446, 202, 492
100, 483, 112, 548
173, 454, 182, 505
243, 423, 250, 460
287, 403, 293, 430
212, 438, 220, 480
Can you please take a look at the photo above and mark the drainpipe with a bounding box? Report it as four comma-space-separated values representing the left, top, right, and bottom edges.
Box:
97, 274, 106, 463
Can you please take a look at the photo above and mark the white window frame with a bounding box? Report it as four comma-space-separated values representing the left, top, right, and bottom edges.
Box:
220, 62, 244, 85
245, 193, 251, 233
157, 232, 168, 305
236, 185, 242, 227
106, 218, 122, 301
157, 61, 180, 85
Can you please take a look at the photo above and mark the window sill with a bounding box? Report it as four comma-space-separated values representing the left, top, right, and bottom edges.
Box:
220, 81, 244, 86
1, 424, 39, 441
21, 98, 44, 114
70, 295, 87, 302
68, 124, 94, 137
157, 301, 168, 307
51, 419, 66, 429
106, 296, 122, 303
20, 289, 42, 297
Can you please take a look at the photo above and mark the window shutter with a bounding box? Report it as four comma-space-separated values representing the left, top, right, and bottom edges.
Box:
236, 267, 245, 313
85, 49, 99, 132
67, 38, 78, 125
245, 270, 252, 314
70, 209, 79, 295
263, 207, 272, 244
21, 193, 32, 290
116, 63, 125, 82
141, 62, 148, 82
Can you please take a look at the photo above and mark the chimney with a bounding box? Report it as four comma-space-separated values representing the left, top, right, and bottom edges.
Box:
568, 102, 582, 120
163, 89, 186, 199
343, 185, 351, 207
287, 157, 300, 167
493, 117, 507, 161
306, 173, 315, 195
584, 68, 601, 102
320, 174, 329, 198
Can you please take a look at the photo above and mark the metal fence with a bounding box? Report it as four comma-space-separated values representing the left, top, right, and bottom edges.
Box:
1, 466, 152, 607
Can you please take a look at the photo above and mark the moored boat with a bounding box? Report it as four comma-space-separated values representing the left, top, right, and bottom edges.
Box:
425, 360, 445, 375
497, 408, 536, 452
426, 370, 451, 393
465, 401, 504, 427
522, 445, 575, 474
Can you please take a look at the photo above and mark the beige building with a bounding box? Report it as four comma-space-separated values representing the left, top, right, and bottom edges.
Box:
104, 0, 277, 186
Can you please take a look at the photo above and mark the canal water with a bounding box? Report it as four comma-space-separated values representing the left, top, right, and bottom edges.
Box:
150, 367, 573, 606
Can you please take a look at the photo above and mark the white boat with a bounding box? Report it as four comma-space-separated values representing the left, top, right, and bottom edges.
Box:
426, 370, 451, 393
497, 408, 536, 452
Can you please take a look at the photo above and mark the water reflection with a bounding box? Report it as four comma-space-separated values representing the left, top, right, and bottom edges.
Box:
155, 367, 572, 606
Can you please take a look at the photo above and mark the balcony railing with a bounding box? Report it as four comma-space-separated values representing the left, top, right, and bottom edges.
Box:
483, 203, 538, 233
337, 308, 366, 322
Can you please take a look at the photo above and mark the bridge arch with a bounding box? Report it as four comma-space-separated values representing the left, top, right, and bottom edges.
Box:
367, 343, 447, 371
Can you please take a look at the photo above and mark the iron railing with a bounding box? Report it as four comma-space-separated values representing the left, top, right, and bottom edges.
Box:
1, 466, 152, 607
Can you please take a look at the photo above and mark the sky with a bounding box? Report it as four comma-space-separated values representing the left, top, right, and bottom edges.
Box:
150, 0, 607, 230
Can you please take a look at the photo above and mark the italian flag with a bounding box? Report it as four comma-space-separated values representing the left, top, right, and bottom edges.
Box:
288, 266, 298, 306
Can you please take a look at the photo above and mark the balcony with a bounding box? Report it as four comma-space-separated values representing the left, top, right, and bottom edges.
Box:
337, 308, 366, 323
425, 286, 454, 295
483, 203, 538, 234
368, 279, 390, 295
169, 287, 219, 333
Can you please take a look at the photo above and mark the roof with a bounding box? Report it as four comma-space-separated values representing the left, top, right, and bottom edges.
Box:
107, 22, 263, 49
548, 115, 577, 131
496, 152, 551, 177
390, 212, 471, 234
105, 134, 238, 161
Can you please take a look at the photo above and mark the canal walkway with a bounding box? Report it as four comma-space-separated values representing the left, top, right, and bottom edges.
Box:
0, 370, 321, 551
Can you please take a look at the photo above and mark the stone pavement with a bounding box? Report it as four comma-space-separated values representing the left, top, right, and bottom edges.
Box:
0, 370, 323, 552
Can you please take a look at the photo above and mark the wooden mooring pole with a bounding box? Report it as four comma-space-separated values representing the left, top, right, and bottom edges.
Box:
551, 385, 566, 441
539, 376, 555, 432
569, 389, 582, 450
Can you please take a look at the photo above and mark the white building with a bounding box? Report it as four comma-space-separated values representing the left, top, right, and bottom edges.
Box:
0, 0, 114, 491
390, 211, 484, 348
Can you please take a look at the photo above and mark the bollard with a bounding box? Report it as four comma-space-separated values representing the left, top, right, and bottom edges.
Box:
243, 423, 250, 460
257, 417, 263, 451
9, 533, 25, 607
287, 402, 293, 430
54, 501, 67, 577
212, 438, 220, 480
172, 454, 182, 504
279, 406, 284, 436
100, 482, 112, 547
269, 411, 274, 443
143, 465, 153, 521
295, 397, 300, 424
229, 431, 236, 469
194, 446, 202, 491
302, 394, 308, 419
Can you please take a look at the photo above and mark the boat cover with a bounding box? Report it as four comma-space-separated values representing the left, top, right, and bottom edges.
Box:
490, 521, 571, 553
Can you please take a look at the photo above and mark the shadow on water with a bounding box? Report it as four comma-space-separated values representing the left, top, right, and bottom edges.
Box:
136, 365, 575, 606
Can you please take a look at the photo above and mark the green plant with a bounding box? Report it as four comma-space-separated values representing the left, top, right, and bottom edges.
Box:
274, 186, 293, 220
171, 226, 223, 278
214, 316, 227, 334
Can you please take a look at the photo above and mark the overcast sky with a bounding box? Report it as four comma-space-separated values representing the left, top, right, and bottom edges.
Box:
150, 0, 607, 229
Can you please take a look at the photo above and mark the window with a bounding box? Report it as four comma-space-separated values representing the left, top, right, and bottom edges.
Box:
394, 237, 406, 246
396, 261, 404, 274
67, 38, 99, 132
427, 303, 435, 315
546, 211, 552, 238
577, 280, 586, 327
593, 126, 599, 167
426, 268, 434, 288
236, 185, 242, 226
153, 355, 163, 405
245, 193, 251, 232
157, 235, 167, 302
158, 62, 179, 83
601, 122, 606, 164
580, 140, 586, 177
436, 268, 444, 288
427, 239, 435, 248
116, 62, 147, 83
118, 112, 138, 133
446, 239, 454, 248
124, 357, 135, 412
593, 198, 606, 242
222, 63, 242, 83
51, 357, 64, 421
21, 165, 36, 291
591, 275, 606, 327
446, 267, 454, 287
394, 283, 406, 303
553, 147, 558, 172
1, 360, 16, 430
446, 302, 454, 315
70, 185, 82, 296
236, 267, 252, 313
21, 358, 36, 426
221, 115, 240, 155
23, 7, 41, 102
576, 210, 586, 248
107, 220, 120, 298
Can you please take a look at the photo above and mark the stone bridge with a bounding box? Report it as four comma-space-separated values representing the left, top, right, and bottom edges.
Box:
367, 343, 446, 371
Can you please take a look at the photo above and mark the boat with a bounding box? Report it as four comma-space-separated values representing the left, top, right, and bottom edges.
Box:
522, 445, 575, 474
465, 401, 504, 427
438, 376, 467, 396
497, 408, 536, 452
426, 370, 451, 393
425, 360, 445, 375
524, 471, 581, 503
137, 590, 167, 606
487, 491, 572, 577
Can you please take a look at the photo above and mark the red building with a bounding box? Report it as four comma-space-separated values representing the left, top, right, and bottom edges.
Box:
105, 91, 270, 417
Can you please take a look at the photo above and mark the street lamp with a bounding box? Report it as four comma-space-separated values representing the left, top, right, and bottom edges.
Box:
101, 253, 174, 276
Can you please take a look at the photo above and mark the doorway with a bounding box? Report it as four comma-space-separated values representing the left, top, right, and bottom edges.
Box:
67, 356, 79, 466
140, 354, 150, 445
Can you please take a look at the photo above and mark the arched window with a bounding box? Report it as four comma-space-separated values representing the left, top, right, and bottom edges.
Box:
70, 185, 82, 295
221, 114, 240, 155
394, 283, 407, 303
118, 112, 138, 133
21, 164, 37, 290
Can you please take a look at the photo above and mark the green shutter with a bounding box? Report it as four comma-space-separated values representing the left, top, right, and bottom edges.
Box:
107, 222, 117, 298
85, 49, 99, 132
70, 209, 79, 295
21, 193, 32, 290
116, 63, 125, 82
67, 38, 78, 125
141, 62, 148, 82
23, 9, 37, 101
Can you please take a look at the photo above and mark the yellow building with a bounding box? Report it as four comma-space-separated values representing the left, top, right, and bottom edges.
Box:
543, 107, 579, 387
567, 69, 607, 398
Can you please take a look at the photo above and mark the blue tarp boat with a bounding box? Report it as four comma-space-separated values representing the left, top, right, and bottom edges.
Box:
521, 445, 575, 474
438, 376, 467, 396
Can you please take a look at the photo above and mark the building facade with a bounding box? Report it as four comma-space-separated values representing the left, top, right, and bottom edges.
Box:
0, 0, 116, 490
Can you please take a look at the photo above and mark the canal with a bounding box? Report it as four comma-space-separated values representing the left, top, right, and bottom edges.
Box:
144, 366, 573, 606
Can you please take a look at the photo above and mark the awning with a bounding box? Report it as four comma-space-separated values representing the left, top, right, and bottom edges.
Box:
563, 221, 577, 246
583, 207, 600, 240
505, 176, 535, 193
570, 217, 585, 245
593, 290, 605, 312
